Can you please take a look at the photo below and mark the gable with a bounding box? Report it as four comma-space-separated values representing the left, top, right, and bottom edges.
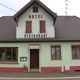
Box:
16, 3, 55, 38
18, 3, 54, 22
14, 0, 57, 21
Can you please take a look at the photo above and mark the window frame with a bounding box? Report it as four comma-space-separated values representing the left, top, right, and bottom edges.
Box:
72, 45, 80, 60
51, 45, 61, 60
0, 47, 18, 63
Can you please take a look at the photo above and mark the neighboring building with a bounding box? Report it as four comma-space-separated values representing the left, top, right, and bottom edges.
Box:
0, 0, 80, 72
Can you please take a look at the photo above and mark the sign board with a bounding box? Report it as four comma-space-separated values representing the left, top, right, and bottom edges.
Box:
20, 57, 27, 61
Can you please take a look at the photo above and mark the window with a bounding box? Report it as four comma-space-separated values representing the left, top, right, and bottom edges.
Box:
51, 46, 61, 60
72, 46, 80, 59
26, 21, 32, 33
0, 47, 18, 62
33, 6, 38, 12
40, 20, 45, 33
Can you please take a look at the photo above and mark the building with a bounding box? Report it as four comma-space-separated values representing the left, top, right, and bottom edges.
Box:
0, 0, 80, 72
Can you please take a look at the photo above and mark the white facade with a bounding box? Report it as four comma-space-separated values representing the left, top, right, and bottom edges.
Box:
16, 3, 55, 39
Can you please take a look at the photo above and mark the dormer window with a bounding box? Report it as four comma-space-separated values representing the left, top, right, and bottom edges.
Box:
33, 6, 38, 12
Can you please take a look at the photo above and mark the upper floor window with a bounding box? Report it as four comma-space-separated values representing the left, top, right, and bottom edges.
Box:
40, 20, 45, 33
26, 21, 32, 33
33, 6, 38, 12
51, 46, 61, 60
72, 45, 80, 59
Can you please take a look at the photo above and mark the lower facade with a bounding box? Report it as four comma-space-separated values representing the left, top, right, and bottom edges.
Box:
0, 42, 80, 72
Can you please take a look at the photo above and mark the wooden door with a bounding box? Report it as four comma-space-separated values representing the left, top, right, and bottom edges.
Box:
30, 49, 39, 69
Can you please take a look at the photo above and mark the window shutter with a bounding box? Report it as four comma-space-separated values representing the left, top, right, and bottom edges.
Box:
26, 21, 32, 33
40, 20, 45, 33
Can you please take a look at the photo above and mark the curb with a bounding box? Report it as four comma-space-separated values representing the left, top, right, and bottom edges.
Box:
0, 76, 80, 80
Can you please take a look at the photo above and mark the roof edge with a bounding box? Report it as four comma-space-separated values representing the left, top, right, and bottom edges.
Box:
13, 0, 57, 20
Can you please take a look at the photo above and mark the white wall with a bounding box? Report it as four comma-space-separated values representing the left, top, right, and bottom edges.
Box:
16, 3, 55, 38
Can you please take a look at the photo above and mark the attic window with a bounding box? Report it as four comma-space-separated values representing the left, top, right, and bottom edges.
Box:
33, 6, 38, 12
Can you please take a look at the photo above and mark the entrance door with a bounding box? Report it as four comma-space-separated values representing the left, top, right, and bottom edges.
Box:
30, 49, 39, 69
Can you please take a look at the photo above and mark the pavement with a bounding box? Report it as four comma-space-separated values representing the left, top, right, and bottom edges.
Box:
0, 72, 80, 80
0, 72, 80, 78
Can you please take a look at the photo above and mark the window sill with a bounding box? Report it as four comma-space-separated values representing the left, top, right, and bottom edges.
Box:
51, 59, 62, 60
72, 59, 80, 60
0, 62, 18, 64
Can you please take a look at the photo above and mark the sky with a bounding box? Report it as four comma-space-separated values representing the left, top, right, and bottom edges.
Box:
0, 0, 80, 17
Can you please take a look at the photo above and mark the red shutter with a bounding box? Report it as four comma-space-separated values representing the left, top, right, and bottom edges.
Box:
40, 21, 45, 33
26, 21, 32, 33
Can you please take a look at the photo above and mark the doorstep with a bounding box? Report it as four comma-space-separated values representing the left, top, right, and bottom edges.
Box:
30, 69, 39, 72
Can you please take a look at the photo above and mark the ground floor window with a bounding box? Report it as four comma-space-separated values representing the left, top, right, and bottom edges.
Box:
51, 46, 61, 60
72, 45, 80, 59
0, 47, 18, 62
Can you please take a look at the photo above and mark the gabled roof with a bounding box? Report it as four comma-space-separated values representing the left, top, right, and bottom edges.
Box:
55, 16, 80, 39
14, 0, 57, 19
0, 16, 16, 41
0, 16, 80, 42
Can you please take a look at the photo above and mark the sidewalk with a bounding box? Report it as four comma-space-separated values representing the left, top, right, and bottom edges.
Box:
0, 72, 80, 78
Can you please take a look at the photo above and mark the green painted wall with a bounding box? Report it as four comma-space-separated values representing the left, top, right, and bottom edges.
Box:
40, 42, 80, 70
0, 42, 80, 71
0, 43, 28, 68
